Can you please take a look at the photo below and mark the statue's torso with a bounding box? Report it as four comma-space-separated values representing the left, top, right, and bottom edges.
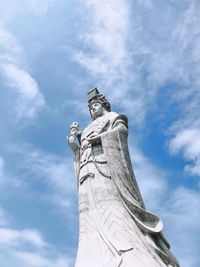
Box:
78, 112, 118, 186
81, 111, 118, 144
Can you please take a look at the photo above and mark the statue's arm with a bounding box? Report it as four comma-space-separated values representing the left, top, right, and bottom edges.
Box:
68, 134, 79, 152
67, 122, 80, 154
87, 114, 128, 144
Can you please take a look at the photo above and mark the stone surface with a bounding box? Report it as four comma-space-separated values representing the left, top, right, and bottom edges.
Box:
68, 90, 179, 267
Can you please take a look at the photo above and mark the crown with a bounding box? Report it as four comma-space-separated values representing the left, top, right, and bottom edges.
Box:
88, 88, 111, 112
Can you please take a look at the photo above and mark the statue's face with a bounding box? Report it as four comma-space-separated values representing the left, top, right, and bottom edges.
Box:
90, 102, 103, 119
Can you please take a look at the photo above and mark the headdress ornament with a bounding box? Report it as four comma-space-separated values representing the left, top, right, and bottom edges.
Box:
88, 88, 111, 112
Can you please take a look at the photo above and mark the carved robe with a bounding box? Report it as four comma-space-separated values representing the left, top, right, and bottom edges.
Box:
73, 112, 179, 267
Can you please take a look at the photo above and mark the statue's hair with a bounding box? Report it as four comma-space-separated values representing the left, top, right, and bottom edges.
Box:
88, 93, 111, 113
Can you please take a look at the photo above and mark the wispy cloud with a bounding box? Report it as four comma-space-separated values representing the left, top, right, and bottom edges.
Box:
0, 150, 74, 266
162, 187, 200, 267
0, 228, 45, 248
0, 207, 9, 227
169, 128, 200, 176
73, 0, 199, 127
0, 0, 53, 23
0, 27, 45, 119
74, 0, 200, 177
0, 203, 72, 267
0, 157, 5, 183
0, 155, 24, 188
75, 0, 129, 76
130, 145, 200, 267
25, 0, 54, 16
163, 2, 200, 178
73, 0, 149, 123
13, 251, 70, 267
5, 144, 76, 210
0, 226, 71, 267
129, 144, 168, 211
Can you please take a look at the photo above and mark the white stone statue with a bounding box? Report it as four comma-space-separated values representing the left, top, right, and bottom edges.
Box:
68, 88, 179, 267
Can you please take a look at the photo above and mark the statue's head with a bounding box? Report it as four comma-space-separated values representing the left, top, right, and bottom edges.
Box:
88, 88, 111, 119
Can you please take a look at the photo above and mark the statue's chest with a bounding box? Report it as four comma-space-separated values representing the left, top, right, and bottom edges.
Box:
81, 117, 110, 141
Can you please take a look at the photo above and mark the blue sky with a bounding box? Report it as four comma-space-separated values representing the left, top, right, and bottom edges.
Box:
0, 0, 200, 266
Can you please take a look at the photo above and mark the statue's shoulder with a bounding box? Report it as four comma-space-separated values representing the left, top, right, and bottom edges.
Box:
82, 112, 119, 138
105, 111, 119, 121
106, 112, 128, 129
112, 113, 128, 127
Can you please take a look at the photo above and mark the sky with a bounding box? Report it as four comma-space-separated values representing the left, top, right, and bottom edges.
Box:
0, 0, 200, 266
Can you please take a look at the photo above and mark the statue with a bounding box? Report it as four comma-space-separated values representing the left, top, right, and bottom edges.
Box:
68, 88, 179, 267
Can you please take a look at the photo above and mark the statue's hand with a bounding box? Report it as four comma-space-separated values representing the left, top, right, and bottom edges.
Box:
86, 134, 100, 144
70, 122, 79, 137
67, 122, 81, 152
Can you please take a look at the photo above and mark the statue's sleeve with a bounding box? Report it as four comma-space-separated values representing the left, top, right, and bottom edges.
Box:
101, 113, 164, 235
111, 114, 128, 129
101, 113, 145, 208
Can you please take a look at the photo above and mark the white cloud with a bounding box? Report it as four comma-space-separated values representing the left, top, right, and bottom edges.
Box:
0, 155, 75, 266
3, 63, 45, 118
0, 226, 72, 267
0, 155, 24, 189
0, 206, 71, 267
169, 128, 200, 176
0, 27, 45, 119
0, 27, 21, 62
0, 228, 45, 248
0, 157, 5, 182
0, 0, 53, 22
0, 156, 10, 187
0, 0, 17, 23
169, 128, 200, 157
14, 251, 70, 267
74, 0, 141, 118
25, 0, 54, 15
127, 1, 200, 177
14, 251, 50, 267
75, 0, 153, 125
162, 187, 200, 267
74, 0, 200, 127
130, 145, 200, 267
78, 0, 129, 72
62, 99, 89, 119
79, 0, 200, 176
0, 207, 9, 227
6, 144, 76, 210
130, 144, 168, 211
4, 64, 40, 98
